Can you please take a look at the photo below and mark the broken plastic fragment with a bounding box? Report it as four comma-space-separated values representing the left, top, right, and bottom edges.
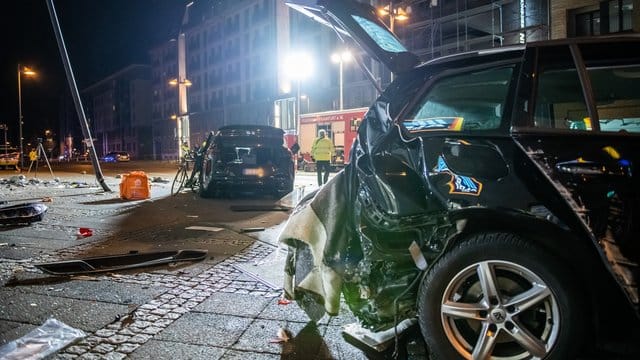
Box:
409, 241, 428, 270
77, 228, 93, 238
269, 327, 291, 343
277, 298, 291, 305
0, 318, 86, 359
241, 227, 265, 233
185, 226, 223, 232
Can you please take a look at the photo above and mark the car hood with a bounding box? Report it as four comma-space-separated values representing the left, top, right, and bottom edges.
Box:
285, 0, 420, 75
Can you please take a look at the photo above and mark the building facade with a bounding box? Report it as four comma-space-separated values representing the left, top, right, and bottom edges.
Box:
82, 64, 152, 159
400, 0, 637, 60
88, 0, 638, 161
150, 0, 293, 160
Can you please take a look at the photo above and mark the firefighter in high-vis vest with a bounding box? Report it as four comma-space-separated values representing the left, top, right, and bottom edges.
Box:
310, 129, 335, 186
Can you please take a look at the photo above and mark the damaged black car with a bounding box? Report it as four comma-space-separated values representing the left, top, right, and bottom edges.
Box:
199, 124, 295, 198
280, 1, 640, 359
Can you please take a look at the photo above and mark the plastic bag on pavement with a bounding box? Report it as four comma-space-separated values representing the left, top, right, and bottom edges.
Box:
0, 318, 86, 359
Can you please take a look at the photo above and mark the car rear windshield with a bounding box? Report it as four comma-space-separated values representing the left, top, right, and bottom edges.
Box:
219, 146, 284, 166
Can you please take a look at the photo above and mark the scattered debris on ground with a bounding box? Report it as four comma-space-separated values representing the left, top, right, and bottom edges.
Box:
240, 227, 265, 233
0, 175, 96, 189
278, 298, 292, 305
151, 176, 169, 183
35, 249, 209, 275
230, 205, 291, 212
76, 227, 93, 238
0, 202, 48, 226
269, 327, 292, 343
185, 226, 223, 232
0, 318, 86, 359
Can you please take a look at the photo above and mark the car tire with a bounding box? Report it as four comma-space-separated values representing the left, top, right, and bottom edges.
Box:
417, 232, 586, 360
199, 157, 217, 198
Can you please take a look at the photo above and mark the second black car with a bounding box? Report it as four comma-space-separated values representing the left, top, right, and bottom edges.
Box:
199, 125, 294, 198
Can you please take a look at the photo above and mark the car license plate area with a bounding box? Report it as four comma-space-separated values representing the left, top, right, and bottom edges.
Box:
243, 168, 261, 176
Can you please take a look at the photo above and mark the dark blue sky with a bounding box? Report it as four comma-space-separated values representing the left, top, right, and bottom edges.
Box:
0, 0, 189, 144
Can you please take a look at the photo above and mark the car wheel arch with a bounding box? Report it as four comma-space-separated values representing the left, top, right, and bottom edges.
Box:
447, 207, 603, 276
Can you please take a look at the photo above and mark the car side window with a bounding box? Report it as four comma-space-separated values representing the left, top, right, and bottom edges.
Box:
402, 65, 514, 133
531, 43, 640, 133
533, 46, 591, 131
588, 65, 640, 133
579, 41, 640, 133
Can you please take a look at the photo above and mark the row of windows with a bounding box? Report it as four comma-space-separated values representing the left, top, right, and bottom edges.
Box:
191, 26, 272, 57
574, 0, 634, 36
152, 78, 274, 117
190, 4, 272, 48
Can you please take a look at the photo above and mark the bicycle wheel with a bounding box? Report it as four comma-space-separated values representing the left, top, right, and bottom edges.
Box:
171, 166, 188, 195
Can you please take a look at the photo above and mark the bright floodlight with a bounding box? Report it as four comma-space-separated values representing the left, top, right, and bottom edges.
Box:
280, 83, 292, 94
284, 52, 313, 81
331, 50, 352, 64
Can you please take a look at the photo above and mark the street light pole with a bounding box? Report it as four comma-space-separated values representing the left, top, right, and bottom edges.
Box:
300, 94, 310, 113
389, 2, 395, 34
331, 50, 352, 110
17, 64, 23, 169
296, 80, 301, 134
168, 77, 192, 160
174, 1, 194, 160
379, 3, 409, 82
338, 60, 344, 110
17, 64, 36, 170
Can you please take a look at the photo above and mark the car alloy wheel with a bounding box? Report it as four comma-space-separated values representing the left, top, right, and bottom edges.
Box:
418, 233, 585, 360
441, 260, 559, 360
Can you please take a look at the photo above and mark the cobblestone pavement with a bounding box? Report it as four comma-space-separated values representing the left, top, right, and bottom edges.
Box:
53, 243, 283, 359
0, 168, 392, 360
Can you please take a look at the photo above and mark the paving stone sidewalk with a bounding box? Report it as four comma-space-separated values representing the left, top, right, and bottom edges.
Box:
0, 170, 388, 360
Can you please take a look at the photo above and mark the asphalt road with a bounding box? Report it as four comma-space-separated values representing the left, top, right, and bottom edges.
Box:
1, 160, 321, 259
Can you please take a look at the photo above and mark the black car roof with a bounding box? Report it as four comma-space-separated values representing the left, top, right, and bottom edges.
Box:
217, 125, 284, 138
421, 34, 640, 68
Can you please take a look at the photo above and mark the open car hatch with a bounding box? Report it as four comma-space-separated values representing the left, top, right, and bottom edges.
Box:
285, 0, 420, 74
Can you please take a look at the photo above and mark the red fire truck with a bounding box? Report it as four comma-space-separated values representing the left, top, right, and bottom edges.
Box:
289, 107, 368, 171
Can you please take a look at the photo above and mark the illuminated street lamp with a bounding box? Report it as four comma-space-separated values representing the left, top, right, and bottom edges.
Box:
331, 50, 352, 110
168, 78, 192, 87
378, 3, 410, 34
17, 64, 37, 170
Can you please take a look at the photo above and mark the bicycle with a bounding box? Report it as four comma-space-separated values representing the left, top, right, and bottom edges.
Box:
171, 150, 201, 195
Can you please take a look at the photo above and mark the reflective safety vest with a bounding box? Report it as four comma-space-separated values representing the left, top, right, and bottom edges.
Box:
311, 137, 335, 161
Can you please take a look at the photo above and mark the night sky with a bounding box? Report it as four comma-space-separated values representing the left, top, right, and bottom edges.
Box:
0, 0, 189, 146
